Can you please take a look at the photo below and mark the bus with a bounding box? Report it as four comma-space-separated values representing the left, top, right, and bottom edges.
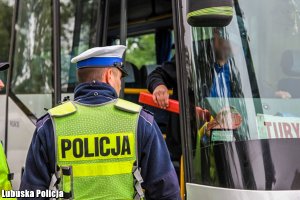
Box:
1, 0, 300, 199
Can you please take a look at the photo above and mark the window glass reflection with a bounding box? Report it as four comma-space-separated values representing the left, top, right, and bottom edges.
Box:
60, 0, 99, 93
11, 0, 52, 117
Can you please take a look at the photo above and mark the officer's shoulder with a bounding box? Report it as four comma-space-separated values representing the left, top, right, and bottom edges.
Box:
139, 108, 154, 126
35, 113, 52, 132
48, 101, 77, 117
114, 99, 154, 125
114, 99, 142, 113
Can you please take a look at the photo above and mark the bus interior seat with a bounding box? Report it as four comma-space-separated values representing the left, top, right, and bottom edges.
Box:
124, 61, 141, 103
140, 64, 170, 134
278, 50, 300, 98
124, 61, 140, 87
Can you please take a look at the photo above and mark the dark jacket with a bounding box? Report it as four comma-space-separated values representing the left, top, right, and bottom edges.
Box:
146, 61, 181, 161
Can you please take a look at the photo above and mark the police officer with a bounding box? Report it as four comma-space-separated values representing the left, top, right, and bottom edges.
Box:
20, 45, 180, 200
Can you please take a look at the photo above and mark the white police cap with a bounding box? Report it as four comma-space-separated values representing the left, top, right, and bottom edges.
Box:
71, 45, 128, 76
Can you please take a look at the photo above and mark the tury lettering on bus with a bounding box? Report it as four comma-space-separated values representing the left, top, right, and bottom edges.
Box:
58, 133, 135, 161
263, 122, 299, 138
257, 114, 300, 139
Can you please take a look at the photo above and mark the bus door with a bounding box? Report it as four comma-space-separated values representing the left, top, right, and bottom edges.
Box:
104, 0, 174, 135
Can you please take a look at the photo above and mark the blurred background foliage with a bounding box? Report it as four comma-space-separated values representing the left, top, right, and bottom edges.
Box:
126, 34, 156, 69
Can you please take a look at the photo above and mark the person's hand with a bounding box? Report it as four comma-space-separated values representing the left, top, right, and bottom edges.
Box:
0, 80, 4, 91
152, 84, 169, 109
275, 90, 292, 99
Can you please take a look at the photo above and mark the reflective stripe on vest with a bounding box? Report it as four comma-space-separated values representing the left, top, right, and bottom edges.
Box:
50, 100, 141, 199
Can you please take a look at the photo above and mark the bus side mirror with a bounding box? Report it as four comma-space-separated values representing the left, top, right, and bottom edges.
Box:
187, 0, 234, 27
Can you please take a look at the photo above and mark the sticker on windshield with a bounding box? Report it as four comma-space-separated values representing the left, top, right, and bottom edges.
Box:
211, 130, 234, 142
256, 114, 300, 139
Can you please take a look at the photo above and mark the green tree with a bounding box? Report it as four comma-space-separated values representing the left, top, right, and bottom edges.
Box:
126, 34, 156, 69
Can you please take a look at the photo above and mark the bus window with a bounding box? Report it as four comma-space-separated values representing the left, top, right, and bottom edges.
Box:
10, 0, 53, 118
60, 0, 99, 93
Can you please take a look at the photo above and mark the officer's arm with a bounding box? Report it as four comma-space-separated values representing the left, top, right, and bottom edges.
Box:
19, 115, 55, 193
138, 111, 181, 200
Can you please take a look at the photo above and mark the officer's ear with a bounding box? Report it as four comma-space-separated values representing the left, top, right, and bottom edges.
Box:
105, 68, 114, 85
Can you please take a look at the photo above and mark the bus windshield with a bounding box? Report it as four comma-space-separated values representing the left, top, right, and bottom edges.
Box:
187, 0, 300, 189
190, 0, 300, 142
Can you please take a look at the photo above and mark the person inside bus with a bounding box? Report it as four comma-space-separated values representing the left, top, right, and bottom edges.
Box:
147, 56, 181, 166
204, 28, 243, 98
209, 28, 292, 100
0, 62, 9, 91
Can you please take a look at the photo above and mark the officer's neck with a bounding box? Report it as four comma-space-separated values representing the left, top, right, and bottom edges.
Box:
74, 81, 118, 101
